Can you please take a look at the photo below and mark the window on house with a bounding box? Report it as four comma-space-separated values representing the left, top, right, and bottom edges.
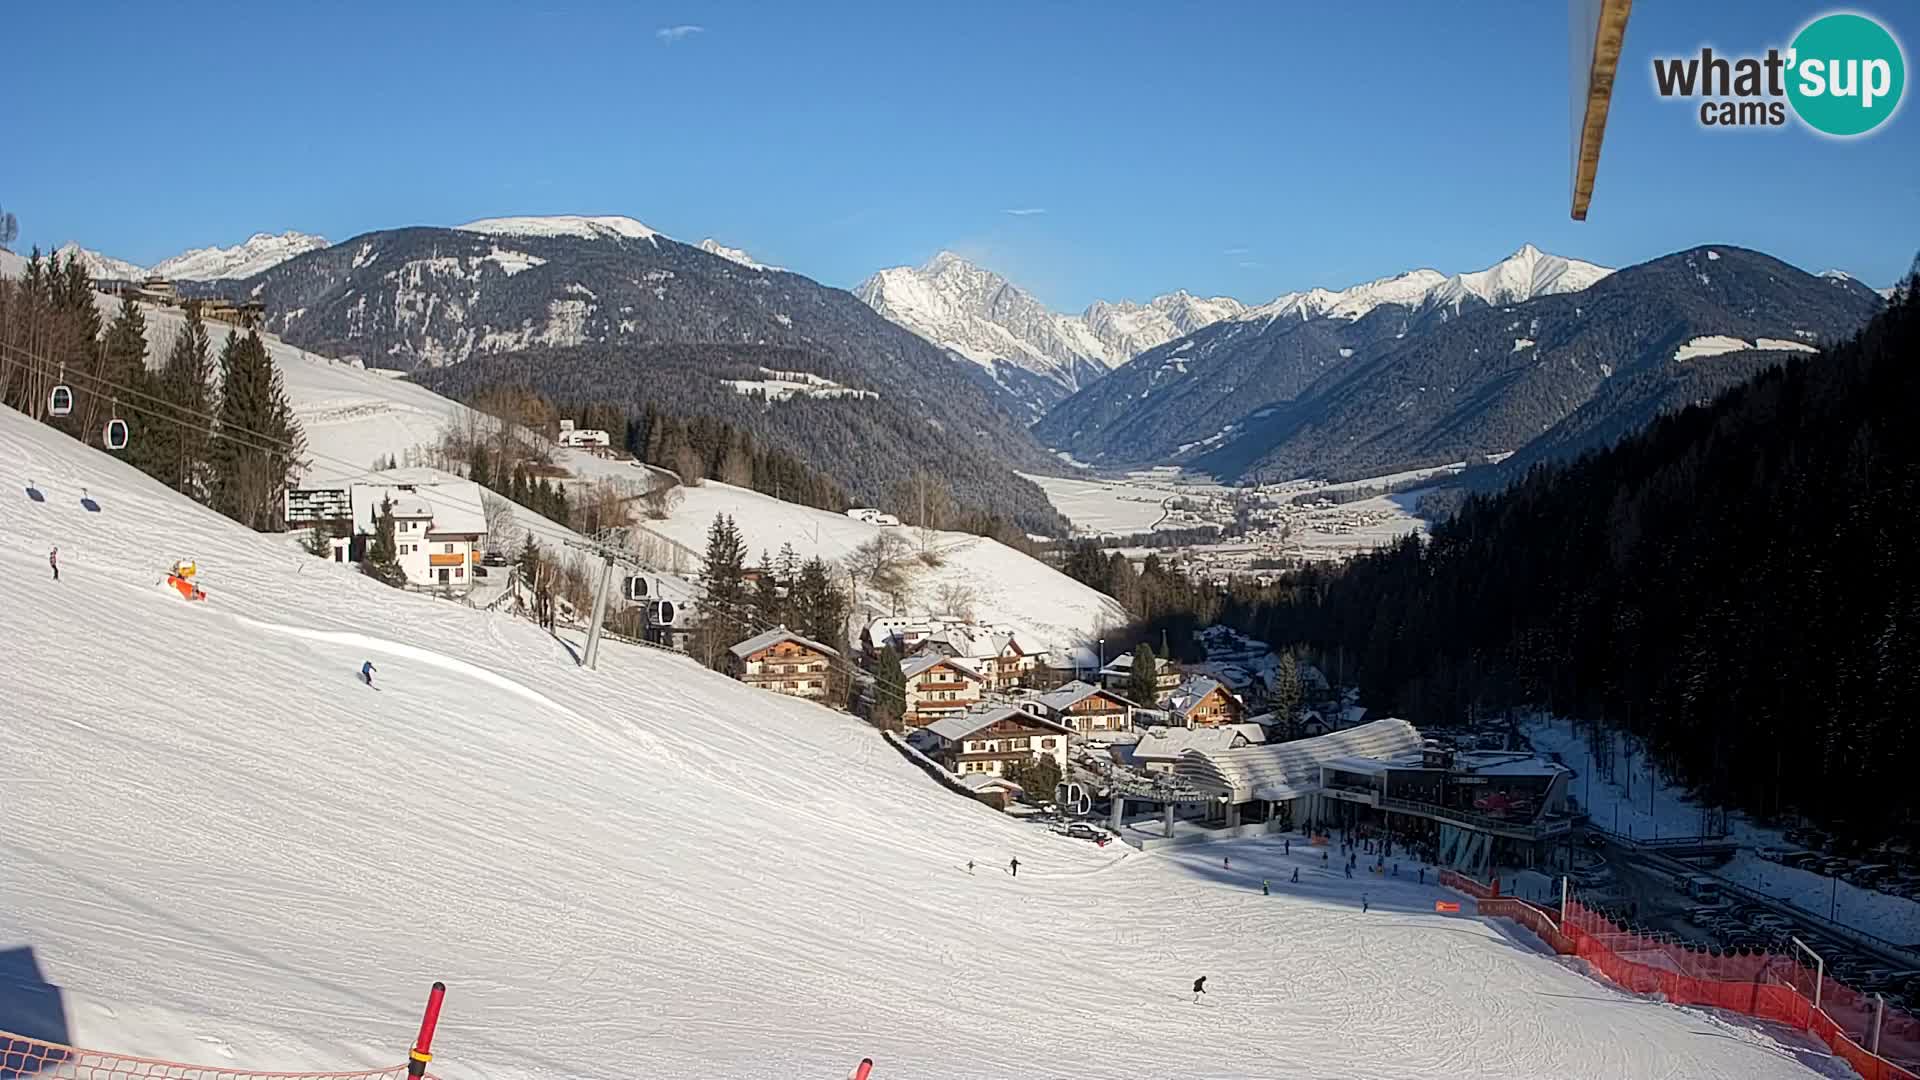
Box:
455, 567, 464, 578
444, 543, 454, 553
1042, 739, 1055, 749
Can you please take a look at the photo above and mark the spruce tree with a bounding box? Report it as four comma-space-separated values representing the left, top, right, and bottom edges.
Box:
751, 551, 783, 627
470, 445, 493, 489
871, 644, 907, 730
155, 304, 214, 499
1270, 649, 1302, 721
695, 513, 749, 666
789, 556, 848, 648
305, 517, 334, 558
101, 294, 149, 464
1129, 642, 1160, 706
210, 330, 304, 531
363, 496, 406, 587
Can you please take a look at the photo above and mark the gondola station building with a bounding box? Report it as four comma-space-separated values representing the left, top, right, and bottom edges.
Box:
1110, 718, 1575, 872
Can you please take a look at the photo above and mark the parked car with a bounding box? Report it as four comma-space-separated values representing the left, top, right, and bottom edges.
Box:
1064, 822, 1104, 841
1756, 847, 1793, 863
480, 551, 509, 567
1782, 851, 1823, 870
472, 565, 488, 578
1686, 906, 1726, 925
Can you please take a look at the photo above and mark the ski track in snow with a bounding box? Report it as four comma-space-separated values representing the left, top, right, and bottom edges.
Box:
0, 408, 1842, 1080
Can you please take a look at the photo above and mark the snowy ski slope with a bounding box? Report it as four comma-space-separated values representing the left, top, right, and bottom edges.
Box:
0, 408, 1840, 1079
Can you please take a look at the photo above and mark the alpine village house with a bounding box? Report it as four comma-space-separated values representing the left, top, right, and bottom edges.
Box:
727, 626, 841, 701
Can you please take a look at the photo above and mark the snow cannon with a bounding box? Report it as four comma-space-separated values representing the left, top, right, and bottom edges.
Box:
166, 559, 207, 602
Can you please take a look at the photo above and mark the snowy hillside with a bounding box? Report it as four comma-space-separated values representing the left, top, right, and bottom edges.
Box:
151, 231, 329, 280
455, 214, 662, 245
570, 461, 1126, 651
0, 407, 1834, 1079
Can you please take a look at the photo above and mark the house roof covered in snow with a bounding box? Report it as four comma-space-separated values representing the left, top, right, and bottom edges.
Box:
1129, 725, 1260, 764
1173, 718, 1423, 803
1033, 681, 1139, 713
1166, 675, 1232, 720
924, 705, 1070, 743
728, 625, 841, 660
347, 478, 489, 537
901, 653, 983, 681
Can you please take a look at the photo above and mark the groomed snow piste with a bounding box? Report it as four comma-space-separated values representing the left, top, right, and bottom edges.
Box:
0, 408, 1840, 1079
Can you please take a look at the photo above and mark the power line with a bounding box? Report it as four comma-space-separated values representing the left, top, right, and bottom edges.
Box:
4, 338, 906, 700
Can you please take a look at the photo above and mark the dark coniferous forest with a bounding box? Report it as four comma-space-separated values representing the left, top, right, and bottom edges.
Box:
1255, 268, 1920, 843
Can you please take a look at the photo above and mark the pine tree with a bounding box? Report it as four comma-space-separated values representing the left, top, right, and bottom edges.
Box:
470, 445, 494, 489
101, 294, 149, 464
751, 551, 783, 627
363, 496, 406, 587
305, 517, 334, 558
776, 541, 800, 582
210, 330, 304, 531
695, 513, 749, 667
1129, 642, 1160, 706
154, 303, 214, 499
789, 556, 848, 648
871, 644, 907, 730
1270, 649, 1302, 722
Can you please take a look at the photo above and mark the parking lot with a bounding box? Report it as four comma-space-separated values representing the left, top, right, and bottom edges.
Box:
1574, 831, 1920, 1013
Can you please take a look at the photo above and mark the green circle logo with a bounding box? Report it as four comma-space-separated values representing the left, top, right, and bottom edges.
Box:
1787, 13, 1906, 136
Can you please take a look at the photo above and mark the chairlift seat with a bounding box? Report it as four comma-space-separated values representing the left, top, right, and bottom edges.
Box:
49, 385, 73, 416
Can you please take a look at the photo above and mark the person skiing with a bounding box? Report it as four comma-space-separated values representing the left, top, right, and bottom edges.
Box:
1345, 863, 1352, 879
361, 660, 377, 687
1322, 850, 1328, 865
967, 860, 975, 875
48, 546, 58, 581
1284, 838, 1290, 855
1262, 879, 1270, 896
1418, 866, 1426, 884
1362, 893, 1370, 913
1223, 855, 1231, 871
1009, 856, 1020, 878
1291, 866, 1300, 884
1192, 975, 1207, 1003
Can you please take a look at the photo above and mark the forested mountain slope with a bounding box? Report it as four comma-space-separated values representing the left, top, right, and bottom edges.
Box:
1264, 267, 1920, 840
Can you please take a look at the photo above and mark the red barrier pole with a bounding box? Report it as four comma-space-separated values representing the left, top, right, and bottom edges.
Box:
851, 1057, 873, 1080
409, 982, 447, 1078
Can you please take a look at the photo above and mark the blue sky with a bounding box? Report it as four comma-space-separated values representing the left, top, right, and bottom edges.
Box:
5, 1, 1915, 308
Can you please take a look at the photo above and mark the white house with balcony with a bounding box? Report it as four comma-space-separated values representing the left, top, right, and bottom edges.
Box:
348, 470, 489, 591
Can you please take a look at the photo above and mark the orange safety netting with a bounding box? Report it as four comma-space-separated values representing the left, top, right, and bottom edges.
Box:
0, 1030, 432, 1080
1563, 900, 1920, 1080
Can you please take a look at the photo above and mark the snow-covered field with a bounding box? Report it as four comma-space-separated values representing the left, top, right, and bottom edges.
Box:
1529, 717, 1920, 949
0, 409, 1845, 1079
1018, 471, 1171, 535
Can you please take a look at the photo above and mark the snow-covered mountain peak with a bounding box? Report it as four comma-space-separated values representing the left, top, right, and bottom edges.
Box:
150, 230, 330, 280
856, 253, 1247, 415
1240, 247, 1610, 325
697, 238, 780, 271
1430, 245, 1612, 310
455, 215, 663, 245
52, 243, 146, 282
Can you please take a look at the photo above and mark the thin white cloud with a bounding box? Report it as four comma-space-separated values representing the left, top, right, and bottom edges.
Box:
1223, 246, 1250, 255
1237, 260, 1265, 269
656, 24, 704, 43
1002, 208, 1048, 216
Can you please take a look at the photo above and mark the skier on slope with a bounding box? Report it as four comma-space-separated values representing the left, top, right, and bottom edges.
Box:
1362, 894, 1369, 913
967, 860, 975, 875
49, 546, 59, 581
361, 660, 377, 687
1192, 975, 1207, 1003
1009, 856, 1020, 878
1262, 879, 1269, 896
1292, 867, 1299, 884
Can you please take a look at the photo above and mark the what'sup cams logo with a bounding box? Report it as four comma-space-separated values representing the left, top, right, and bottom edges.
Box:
1652, 11, 1905, 136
